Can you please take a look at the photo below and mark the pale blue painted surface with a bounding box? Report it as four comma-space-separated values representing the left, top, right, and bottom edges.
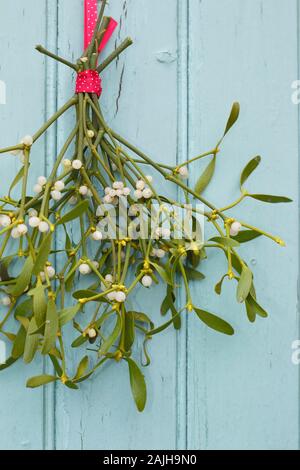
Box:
0, 0, 299, 450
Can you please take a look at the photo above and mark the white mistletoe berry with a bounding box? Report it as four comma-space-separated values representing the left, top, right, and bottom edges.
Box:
230, 221, 242, 237
156, 249, 166, 259
107, 291, 116, 301
142, 275, 153, 288
37, 176, 47, 187
115, 291, 126, 303
92, 261, 100, 269
115, 189, 123, 197
108, 189, 117, 197
38, 221, 50, 233
46, 266, 56, 279
51, 190, 62, 201
79, 263, 91, 275
1, 295, 12, 306
145, 175, 153, 183
91, 230, 103, 241
134, 190, 143, 200
33, 184, 43, 194
103, 194, 113, 204
22, 135, 33, 147
113, 181, 124, 190
11, 227, 21, 239
88, 328, 97, 339
62, 159, 72, 168
17, 224, 28, 236
142, 188, 153, 199
87, 130, 95, 138
28, 209, 38, 217
136, 180, 145, 191
178, 166, 189, 179
123, 187, 131, 196
54, 180, 65, 191
105, 274, 114, 284
72, 160, 83, 170
104, 187, 111, 195
0, 215, 12, 227
79, 185, 88, 196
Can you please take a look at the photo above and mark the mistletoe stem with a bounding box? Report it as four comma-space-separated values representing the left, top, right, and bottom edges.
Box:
19, 148, 31, 219
33, 96, 78, 142
36, 45, 78, 71
97, 38, 133, 73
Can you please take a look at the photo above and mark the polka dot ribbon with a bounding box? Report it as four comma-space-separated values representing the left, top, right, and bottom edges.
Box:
76, 0, 118, 97
76, 69, 102, 97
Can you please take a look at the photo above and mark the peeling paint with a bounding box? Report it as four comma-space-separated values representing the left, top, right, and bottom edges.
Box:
115, 64, 125, 117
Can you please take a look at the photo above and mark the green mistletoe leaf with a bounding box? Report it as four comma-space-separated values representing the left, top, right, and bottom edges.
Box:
240, 156, 261, 188
214, 274, 228, 295
160, 286, 180, 329
148, 312, 181, 336
59, 304, 81, 327
26, 375, 58, 388
98, 313, 122, 356
245, 294, 268, 323
131, 312, 154, 330
223, 102, 240, 137
49, 354, 63, 377
11, 325, 27, 359
7, 256, 34, 297
184, 266, 205, 281
64, 381, 79, 390
123, 311, 135, 352
233, 230, 262, 244
248, 194, 293, 204
57, 199, 89, 225
72, 289, 98, 300
41, 299, 59, 355
30, 281, 47, 328
126, 358, 147, 412
0, 357, 18, 371
194, 307, 234, 336
194, 155, 216, 195
237, 265, 253, 303
74, 356, 89, 381
14, 298, 32, 319
210, 236, 240, 248
23, 318, 40, 364
150, 262, 172, 285
8, 166, 25, 198
33, 233, 52, 276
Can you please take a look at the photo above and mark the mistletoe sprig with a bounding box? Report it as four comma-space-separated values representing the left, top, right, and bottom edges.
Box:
0, 3, 291, 411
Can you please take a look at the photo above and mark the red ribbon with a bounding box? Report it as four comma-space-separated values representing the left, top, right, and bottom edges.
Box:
76, 0, 118, 97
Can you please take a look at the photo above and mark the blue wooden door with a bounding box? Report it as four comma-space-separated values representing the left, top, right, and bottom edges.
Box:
0, 0, 299, 450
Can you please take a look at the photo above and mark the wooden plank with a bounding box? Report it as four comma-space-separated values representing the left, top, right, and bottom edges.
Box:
187, 0, 299, 450
54, 0, 180, 450
0, 0, 48, 450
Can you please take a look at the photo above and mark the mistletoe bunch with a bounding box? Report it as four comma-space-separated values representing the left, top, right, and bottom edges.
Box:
0, 3, 291, 411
